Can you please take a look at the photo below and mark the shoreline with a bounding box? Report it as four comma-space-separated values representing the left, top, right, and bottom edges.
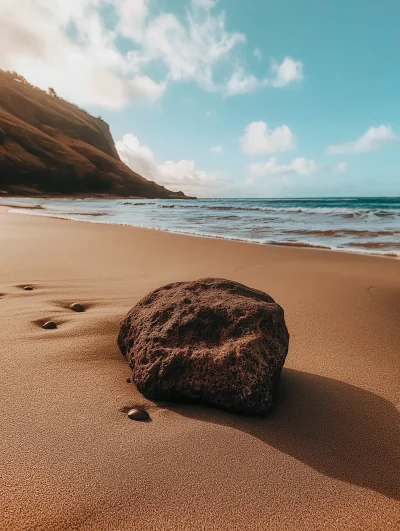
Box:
0, 194, 195, 201
4, 205, 400, 260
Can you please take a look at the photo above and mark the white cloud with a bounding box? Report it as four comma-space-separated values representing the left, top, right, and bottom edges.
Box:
225, 57, 304, 95
249, 157, 319, 177
240, 121, 296, 155
116, 134, 218, 197
224, 68, 267, 96
209, 145, 223, 153
271, 57, 304, 88
129, 76, 167, 102
157, 160, 217, 195
334, 162, 348, 173
0, 0, 304, 108
115, 134, 156, 178
0, 0, 165, 109
253, 48, 262, 60
116, 0, 149, 42
326, 125, 396, 154
139, 10, 247, 92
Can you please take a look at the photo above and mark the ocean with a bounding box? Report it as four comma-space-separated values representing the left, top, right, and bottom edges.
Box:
4, 197, 400, 258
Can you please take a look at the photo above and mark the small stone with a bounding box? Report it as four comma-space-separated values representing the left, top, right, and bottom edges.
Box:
70, 303, 84, 312
42, 321, 57, 330
126, 377, 131, 383
127, 408, 149, 421
23, 286, 33, 291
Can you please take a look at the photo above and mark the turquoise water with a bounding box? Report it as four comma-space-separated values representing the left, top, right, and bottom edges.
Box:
3, 197, 400, 257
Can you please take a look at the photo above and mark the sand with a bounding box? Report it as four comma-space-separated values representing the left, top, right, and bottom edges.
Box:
1, 207, 399, 530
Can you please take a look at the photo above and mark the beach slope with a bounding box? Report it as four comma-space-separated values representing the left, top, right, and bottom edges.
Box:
1, 208, 399, 530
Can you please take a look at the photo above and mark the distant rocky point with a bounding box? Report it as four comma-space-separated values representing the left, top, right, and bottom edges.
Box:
118, 278, 289, 415
0, 70, 192, 199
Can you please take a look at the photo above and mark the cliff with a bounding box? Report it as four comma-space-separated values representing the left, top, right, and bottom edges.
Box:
0, 70, 190, 199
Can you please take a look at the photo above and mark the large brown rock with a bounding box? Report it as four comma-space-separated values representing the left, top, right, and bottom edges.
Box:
118, 278, 289, 415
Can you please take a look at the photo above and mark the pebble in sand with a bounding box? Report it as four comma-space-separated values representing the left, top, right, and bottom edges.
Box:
42, 321, 57, 330
127, 408, 149, 421
23, 286, 34, 291
70, 303, 84, 312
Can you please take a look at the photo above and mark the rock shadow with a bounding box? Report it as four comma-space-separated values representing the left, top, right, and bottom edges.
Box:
168, 369, 400, 500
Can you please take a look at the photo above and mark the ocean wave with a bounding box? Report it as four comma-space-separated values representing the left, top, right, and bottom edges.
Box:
121, 201, 153, 206
267, 240, 332, 250
6, 203, 46, 210
66, 211, 109, 217
264, 239, 400, 257
341, 241, 400, 250
283, 229, 398, 237
153, 203, 400, 218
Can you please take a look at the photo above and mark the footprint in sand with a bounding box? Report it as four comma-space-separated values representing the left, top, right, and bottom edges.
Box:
31, 301, 87, 333
53, 301, 91, 312
15, 284, 37, 291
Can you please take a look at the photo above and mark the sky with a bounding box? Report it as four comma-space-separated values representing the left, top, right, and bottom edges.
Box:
0, 0, 399, 198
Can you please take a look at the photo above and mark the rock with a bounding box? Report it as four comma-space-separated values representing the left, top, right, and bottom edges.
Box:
70, 303, 84, 312
42, 321, 57, 330
23, 286, 33, 291
126, 377, 131, 383
127, 408, 150, 421
118, 278, 289, 416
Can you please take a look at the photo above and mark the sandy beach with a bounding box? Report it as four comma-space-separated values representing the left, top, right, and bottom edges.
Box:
1, 206, 399, 530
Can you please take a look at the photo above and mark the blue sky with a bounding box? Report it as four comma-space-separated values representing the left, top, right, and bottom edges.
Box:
1, 0, 399, 197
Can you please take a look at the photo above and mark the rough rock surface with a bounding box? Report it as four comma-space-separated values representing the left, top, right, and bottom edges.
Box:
118, 278, 289, 415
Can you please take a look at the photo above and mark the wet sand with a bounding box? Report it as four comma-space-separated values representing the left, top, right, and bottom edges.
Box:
1, 207, 399, 530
